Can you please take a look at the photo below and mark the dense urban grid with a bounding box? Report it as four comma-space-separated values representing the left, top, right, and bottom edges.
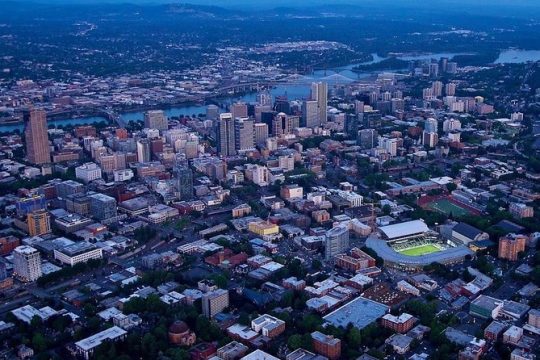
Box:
0, 1, 540, 360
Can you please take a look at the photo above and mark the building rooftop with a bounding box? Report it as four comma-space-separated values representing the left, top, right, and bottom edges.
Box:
453, 222, 483, 239
240, 350, 280, 360
378, 220, 429, 240
323, 296, 389, 330
75, 326, 127, 351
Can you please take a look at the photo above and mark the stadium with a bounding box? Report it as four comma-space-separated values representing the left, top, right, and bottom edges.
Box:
366, 220, 474, 271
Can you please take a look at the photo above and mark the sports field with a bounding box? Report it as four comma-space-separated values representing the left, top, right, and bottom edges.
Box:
397, 244, 441, 256
427, 199, 471, 217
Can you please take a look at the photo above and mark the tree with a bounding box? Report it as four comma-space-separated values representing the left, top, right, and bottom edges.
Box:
32, 333, 47, 352
210, 274, 228, 289
287, 334, 303, 350
346, 327, 362, 349
446, 183, 457, 192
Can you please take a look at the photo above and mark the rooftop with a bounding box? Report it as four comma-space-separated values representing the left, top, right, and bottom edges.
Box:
378, 220, 429, 240
75, 326, 127, 351
323, 296, 389, 330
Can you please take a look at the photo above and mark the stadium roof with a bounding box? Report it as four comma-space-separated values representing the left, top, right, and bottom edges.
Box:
378, 220, 429, 240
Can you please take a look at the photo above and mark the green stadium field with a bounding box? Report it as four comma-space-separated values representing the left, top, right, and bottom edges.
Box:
397, 244, 441, 256
427, 199, 471, 217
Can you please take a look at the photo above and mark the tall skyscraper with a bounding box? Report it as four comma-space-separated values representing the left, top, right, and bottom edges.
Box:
24, 109, 51, 165
27, 209, 51, 237
217, 113, 235, 156
13, 245, 42, 282
311, 82, 328, 125
174, 165, 193, 200
234, 117, 255, 152
136, 139, 151, 163
144, 110, 168, 131
302, 100, 319, 128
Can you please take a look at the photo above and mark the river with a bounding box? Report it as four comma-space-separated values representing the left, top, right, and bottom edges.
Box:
495, 49, 540, 64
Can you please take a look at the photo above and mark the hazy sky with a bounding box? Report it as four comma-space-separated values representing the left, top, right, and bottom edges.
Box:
5, 0, 540, 13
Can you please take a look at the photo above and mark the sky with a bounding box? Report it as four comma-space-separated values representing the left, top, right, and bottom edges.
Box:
5, 0, 540, 13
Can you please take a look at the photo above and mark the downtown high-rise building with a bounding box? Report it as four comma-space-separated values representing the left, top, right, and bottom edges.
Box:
256, 91, 272, 106
302, 100, 319, 128
234, 117, 255, 152
217, 113, 235, 156
358, 129, 378, 149
24, 109, 51, 165
13, 245, 42, 282
254, 123, 269, 146
230, 102, 248, 120
311, 82, 328, 126
273, 113, 299, 137
136, 139, 151, 163
206, 105, 220, 120
144, 110, 168, 131
174, 165, 193, 200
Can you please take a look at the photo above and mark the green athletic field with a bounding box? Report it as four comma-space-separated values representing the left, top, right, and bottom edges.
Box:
397, 244, 441, 256
427, 199, 471, 217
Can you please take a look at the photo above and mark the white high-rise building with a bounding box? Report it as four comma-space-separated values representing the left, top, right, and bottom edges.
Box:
234, 117, 255, 152
13, 245, 42, 282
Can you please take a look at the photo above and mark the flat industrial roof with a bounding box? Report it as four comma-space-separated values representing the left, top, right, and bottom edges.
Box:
323, 296, 389, 330
378, 220, 429, 239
